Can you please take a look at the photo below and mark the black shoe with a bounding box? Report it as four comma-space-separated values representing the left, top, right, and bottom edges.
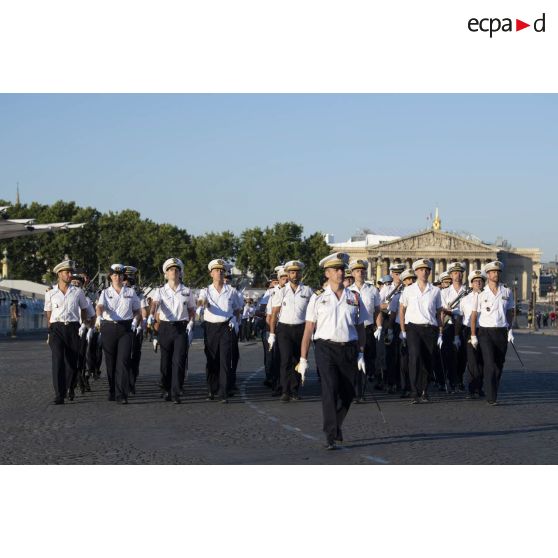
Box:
479, 389, 486, 398
68, 389, 75, 401
487, 400, 499, 406
263, 380, 272, 388
457, 383, 465, 392
271, 389, 282, 397
465, 392, 473, 400
291, 394, 301, 401
410, 397, 421, 405
358, 396, 366, 403
353, 398, 360, 404
227, 391, 235, 398
164, 392, 172, 402
400, 391, 411, 399
334, 429, 343, 443
325, 439, 337, 450
117, 397, 128, 405
130, 386, 136, 395
206, 393, 215, 401
280, 393, 290, 402
173, 397, 181, 405
53, 398, 64, 405
438, 384, 446, 392
79, 385, 86, 395
108, 393, 115, 402
220, 398, 228, 404
420, 394, 430, 403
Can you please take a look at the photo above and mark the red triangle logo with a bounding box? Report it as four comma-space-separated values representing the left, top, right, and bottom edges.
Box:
516, 19, 530, 31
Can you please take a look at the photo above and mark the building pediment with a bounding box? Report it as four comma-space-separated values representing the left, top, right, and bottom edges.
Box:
372, 230, 496, 254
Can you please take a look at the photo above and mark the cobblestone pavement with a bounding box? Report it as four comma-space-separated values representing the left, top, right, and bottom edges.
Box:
1, 331, 557, 464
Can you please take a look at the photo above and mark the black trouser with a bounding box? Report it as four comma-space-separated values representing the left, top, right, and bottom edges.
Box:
277, 322, 305, 396
407, 323, 437, 397
463, 326, 484, 394
478, 327, 508, 402
75, 332, 89, 391
130, 328, 143, 390
263, 332, 281, 389
399, 333, 411, 392
204, 321, 233, 398
385, 323, 401, 389
49, 322, 80, 401
100, 321, 133, 400
354, 324, 376, 398
441, 323, 467, 388
86, 330, 103, 374
315, 340, 357, 443
375, 313, 388, 384
158, 321, 189, 399
231, 329, 240, 388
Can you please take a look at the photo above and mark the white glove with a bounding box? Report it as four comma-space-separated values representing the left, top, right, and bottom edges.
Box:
135, 325, 143, 336
470, 335, 479, 349
453, 336, 461, 350
437, 333, 443, 350
86, 328, 94, 343
296, 357, 308, 385
147, 315, 155, 326
386, 329, 394, 343
152, 337, 159, 352
78, 323, 87, 338
268, 333, 276, 351
95, 316, 101, 330
373, 326, 383, 341
229, 316, 239, 335
399, 331, 407, 341
507, 329, 514, 344
187, 320, 194, 346
131, 317, 139, 331
357, 352, 366, 374
195, 306, 203, 320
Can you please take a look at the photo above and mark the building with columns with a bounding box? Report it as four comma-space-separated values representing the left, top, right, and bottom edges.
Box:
329, 211, 541, 302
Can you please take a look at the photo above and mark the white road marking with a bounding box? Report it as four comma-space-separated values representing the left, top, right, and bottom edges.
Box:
240, 365, 391, 464
519, 351, 542, 355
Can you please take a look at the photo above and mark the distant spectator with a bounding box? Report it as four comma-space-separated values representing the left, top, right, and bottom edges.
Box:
550, 311, 557, 328
10, 301, 19, 338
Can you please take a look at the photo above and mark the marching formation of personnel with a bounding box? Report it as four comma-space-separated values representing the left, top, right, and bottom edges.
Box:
44, 252, 515, 447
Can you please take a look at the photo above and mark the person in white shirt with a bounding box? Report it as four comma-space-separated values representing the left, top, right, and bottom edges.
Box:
470, 261, 515, 406
376, 273, 395, 390
69, 272, 96, 396
459, 269, 486, 399
384, 268, 416, 398
198, 259, 243, 403
256, 274, 279, 387
440, 262, 468, 393
44, 260, 95, 405
347, 259, 381, 402
96, 264, 142, 404
298, 252, 369, 450
269, 260, 314, 402
123, 265, 149, 395
399, 259, 444, 404
224, 267, 242, 391
261, 266, 288, 395
150, 258, 196, 404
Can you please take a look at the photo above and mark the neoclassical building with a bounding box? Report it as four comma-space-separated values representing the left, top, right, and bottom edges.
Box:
329, 212, 541, 301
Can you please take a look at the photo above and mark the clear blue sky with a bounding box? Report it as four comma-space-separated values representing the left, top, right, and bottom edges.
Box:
0, 94, 556, 260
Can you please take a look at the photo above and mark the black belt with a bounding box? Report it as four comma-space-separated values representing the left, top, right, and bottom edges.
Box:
161, 320, 189, 326
408, 322, 437, 328
104, 320, 133, 326
316, 339, 357, 347
278, 322, 305, 327
51, 321, 79, 326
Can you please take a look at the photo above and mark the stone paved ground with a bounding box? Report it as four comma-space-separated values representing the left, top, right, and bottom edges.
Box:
1, 330, 557, 464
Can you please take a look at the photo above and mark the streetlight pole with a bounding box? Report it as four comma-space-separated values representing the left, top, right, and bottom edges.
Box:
531, 271, 538, 331
513, 276, 519, 329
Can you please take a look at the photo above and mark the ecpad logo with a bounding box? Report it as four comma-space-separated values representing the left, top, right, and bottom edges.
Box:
468, 13, 546, 37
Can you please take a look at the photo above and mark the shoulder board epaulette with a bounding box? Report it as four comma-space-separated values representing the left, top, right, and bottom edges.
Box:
503, 284, 508, 288
314, 288, 324, 296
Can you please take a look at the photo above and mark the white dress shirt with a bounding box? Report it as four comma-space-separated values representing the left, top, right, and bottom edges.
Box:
97, 285, 141, 321
305, 286, 369, 343
265, 286, 280, 316
476, 285, 514, 328
198, 283, 243, 323
349, 282, 380, 327
44, 285, 92, 324
400, 282, 442, 326
272, 283, 313, 325
460, 291, 480, 328
441, 284, 466, 322
152, 283, 196, 322
388, 290, 404, 325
